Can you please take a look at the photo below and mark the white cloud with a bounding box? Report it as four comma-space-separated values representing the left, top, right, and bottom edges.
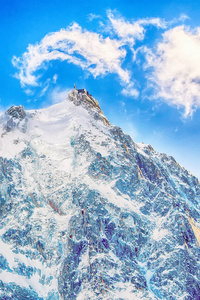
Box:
107, 11, 166, 44
12, 13, 168, 100
121, 83, 139, 98
87, 13, 100, 21
39, 79, 50, 97
105, 11, 166, 98
24, 89, 34, 96
12, 22, 130, 88
145, 26, 200, 116
169, 13, 190, 25
52, 74, 58, 84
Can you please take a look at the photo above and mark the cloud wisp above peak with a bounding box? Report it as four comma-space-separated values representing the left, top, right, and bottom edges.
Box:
12, 13, 167, 101
12, 11, 200, 117
12, 22, 130, 89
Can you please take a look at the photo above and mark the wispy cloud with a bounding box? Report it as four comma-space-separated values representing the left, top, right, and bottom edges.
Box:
121, 83, 139, 97
39, 79, 51, 97
24, 89, 35, 96
52, 74, 58, 84
144, 25, 200, 116
12, 12, 167, 99
49, 86, 71, 104
107, 10, 166, 44
87, 13, 101, 22
12, 22, 130, 88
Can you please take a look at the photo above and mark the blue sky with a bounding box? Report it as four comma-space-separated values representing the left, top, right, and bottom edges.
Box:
0, 0, 200, 179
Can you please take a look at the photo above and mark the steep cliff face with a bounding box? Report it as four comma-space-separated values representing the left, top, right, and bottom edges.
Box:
0, 89, 200, 300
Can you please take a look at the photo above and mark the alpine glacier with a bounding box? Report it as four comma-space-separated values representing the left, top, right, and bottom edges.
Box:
0, 88, 200, 300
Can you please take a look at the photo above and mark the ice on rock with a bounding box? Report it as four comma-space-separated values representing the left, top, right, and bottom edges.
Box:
1, 105, 28, 135
6, 105, 26, 119
0, 89, 200, 299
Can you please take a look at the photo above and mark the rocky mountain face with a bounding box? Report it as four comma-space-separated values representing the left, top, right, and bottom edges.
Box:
0, 89, 200, 300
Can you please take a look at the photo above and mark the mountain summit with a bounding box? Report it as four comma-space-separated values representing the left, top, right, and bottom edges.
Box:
0, 89, 200, 300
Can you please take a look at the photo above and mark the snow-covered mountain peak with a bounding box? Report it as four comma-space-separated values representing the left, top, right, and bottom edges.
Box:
67, 88, 110, 126
0, 89, 200, 300
0, 89, 111, 160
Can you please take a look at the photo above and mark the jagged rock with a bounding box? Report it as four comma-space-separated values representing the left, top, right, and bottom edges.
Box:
2, 105, 28, 134
69, 89, 110, 125
6, 105, 26, 119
